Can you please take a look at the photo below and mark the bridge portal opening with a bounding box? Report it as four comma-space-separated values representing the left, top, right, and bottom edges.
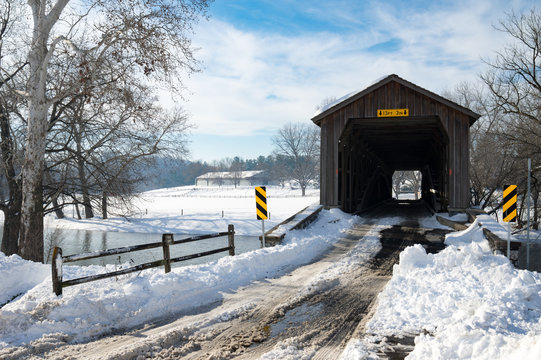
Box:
392, 170, 421, 200
338, 116, 449, 213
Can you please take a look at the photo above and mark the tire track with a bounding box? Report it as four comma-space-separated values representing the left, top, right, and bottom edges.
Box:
180, 215, 448, 360
42, 202, 450, 360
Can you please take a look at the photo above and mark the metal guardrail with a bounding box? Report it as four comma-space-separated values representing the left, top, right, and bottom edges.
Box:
52, 225, 235, 295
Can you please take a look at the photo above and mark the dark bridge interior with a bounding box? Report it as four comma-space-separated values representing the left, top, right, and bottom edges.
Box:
338, 116, 449, 213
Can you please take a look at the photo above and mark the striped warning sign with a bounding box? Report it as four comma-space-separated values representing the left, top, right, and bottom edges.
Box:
503, 185, 517, 222
255, 186, 268, 220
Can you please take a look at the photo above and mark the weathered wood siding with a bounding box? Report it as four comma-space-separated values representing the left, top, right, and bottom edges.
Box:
317, 80, 472, 209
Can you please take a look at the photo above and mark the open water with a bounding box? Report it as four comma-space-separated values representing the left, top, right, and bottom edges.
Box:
0, 226, 262, 268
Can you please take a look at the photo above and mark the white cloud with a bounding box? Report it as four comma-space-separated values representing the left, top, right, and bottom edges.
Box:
177, 0, 536, 137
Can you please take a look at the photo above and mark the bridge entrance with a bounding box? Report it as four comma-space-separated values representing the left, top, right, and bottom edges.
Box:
338, 116, 448, 212
312, 74, 480, 213
392, 170, 421, 199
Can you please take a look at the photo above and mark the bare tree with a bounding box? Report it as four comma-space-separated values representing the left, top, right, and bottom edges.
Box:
480, 9, 541, 159
96, 107, 192, 218
272, 154, 291, 188
445, 82, 518, 212
479, 9, 541, 227
12, 0, 210, 261
45, 82, 192, 219
229, 157, 244, 188
392, 171, 407, 198
391, 171, 421, 199
0, 0, 27, 255
272, 123, 320, 196
410, 171, 422, 199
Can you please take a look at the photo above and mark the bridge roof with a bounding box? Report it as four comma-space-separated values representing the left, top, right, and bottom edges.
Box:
311, 74, 481, 126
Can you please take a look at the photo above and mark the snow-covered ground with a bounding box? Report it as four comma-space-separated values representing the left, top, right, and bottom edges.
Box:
341, 215, 541, 359
41, 185, 319, 236
0, 207, 357, 357
1, 186, 541, 359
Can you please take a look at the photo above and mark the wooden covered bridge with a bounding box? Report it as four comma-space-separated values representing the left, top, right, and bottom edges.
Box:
311, 74, 480, 213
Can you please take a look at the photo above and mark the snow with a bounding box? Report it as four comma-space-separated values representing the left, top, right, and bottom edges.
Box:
312, 88, 360, 117
2, 186, 541, 359
340, 339, 378, 360
344, 217, 541, 359
266, 203, 323, 238
41, 185, 319, 236
260, 338, 316, 360
475, 213, 520, 241
312, 75, 391, 118
0, 207, 357, 351
0, 253, 49, 306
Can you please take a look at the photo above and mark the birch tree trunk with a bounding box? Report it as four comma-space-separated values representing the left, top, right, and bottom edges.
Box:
19, 0, 69, 262
19, 96, 48, 261
18, 0, 208, 261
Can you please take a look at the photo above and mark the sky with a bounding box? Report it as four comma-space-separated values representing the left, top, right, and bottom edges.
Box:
174, 0, 538, 162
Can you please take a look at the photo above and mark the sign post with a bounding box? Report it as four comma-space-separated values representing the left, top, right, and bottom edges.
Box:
255, 186, 268, 248
503, 184, 517, 259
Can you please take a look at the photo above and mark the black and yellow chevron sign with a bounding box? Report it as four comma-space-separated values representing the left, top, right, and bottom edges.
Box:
503, 185, 517, 223
255, 186, 268, 220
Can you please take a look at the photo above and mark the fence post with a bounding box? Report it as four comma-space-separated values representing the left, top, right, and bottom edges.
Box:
228, 224, 235, 256
162, 234, 173, 273
52, 247, 63, 296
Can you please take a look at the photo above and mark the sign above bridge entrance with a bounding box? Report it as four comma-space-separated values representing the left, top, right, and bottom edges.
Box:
377, 108, 409, 117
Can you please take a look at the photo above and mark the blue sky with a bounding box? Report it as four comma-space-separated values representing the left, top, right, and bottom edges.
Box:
177, 0, 538, 162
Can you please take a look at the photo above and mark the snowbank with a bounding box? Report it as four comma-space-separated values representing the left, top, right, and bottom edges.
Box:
0, 253, 49, 306
0, 208, 356, 353
347, 218, 541, 359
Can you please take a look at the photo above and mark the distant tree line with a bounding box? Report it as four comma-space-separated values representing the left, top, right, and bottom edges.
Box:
143, 152, 320, 193
142, 122, 320, 196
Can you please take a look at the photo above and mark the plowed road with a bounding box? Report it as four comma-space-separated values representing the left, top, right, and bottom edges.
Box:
41, 204, 449, 360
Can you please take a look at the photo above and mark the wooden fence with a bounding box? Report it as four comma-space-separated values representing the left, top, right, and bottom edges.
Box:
52, 225, 235, 296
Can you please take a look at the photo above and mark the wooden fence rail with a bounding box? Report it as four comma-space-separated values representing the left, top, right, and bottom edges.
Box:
52, 224, 235, 295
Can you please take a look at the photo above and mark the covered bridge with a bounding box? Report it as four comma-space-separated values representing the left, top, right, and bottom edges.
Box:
311, 74, 480, 213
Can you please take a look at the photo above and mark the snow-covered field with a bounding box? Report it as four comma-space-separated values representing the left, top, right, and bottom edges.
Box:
1, 186, 541, 359
42, 185, 320, 236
